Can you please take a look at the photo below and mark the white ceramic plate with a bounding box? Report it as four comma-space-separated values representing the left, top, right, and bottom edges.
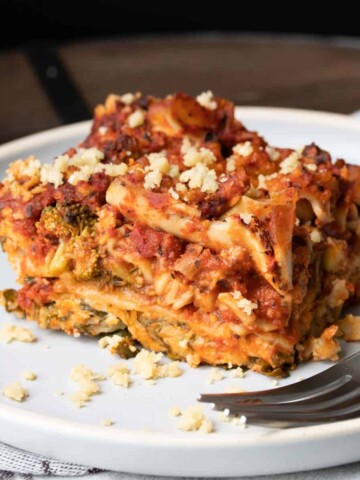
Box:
1, 108, 360, 478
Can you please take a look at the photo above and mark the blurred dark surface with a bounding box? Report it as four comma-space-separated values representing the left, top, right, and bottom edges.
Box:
2, 34, 360, 144
1, 1, 360, 50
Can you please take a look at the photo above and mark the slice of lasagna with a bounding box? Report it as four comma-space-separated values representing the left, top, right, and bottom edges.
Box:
1, 91, 360, 375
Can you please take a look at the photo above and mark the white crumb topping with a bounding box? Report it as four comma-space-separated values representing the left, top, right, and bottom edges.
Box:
295, 218, 300, 226
155, 359, 182, 379
102, 163, 128, 177
23, 157, 42, 176
231, 290, 241, 300
196, 91, 217, 111
183, 147, 216, 167
127, 109, 145, 128
133, 350, 164, 379
40, 164, 64, 188
239, 213, 253, 225
98, 126, 108, 135
257, 171, 279, 190
70, 364, 105, 383
226, 156, 236, 172
175, 182, 187, 192
133, 350, 183, 380
98, 334, 128, 355
40, 148, 127, 187
102, 418, 113, 427
181, 136, 193, 155
147, 152, 170, 174
69, 364, 104, 408
168, 164, 180, 178
108, 363, 131, 388
230, 292, 258, 316
169, 187, 180, 200
327, 279, 350, 308
231, 367, 245, 379
176, 406, 213, 433
237, 298, 258, 316
143, 152, 172, 190
179, 163, 218, 193
0, 324, 36, 344
121, 92, 136, 105
207, 368, 224, 384
144, 170, 163, 190
22, 371, 36, 381
257, 174, 267, 189
305, 163, 317, 172
68, 391, 92, 408
272, 379, 279, 387
2, 382, 28, 402
233, 142, 253, 157
170, 406, 181, 417
6, 156, 42, 182
265, 146, 280, 161
279, 151, 301, 174
67, 166, 94, 185
310, 229, 322, 243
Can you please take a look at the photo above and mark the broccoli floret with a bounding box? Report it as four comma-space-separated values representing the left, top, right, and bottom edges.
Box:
39, 204, 97, 239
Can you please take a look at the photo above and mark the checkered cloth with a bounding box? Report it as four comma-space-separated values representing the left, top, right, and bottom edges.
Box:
2, 441, 360, 480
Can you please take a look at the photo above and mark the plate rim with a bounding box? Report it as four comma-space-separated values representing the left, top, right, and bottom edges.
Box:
1, 106, 360, 452
1, 106, 360, 159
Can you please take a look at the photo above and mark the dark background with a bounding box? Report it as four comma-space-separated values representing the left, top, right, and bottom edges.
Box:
1, 1, 360, 144
1, 1, 360, 50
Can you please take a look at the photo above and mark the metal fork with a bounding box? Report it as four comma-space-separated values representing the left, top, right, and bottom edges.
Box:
198, 352, 360, 428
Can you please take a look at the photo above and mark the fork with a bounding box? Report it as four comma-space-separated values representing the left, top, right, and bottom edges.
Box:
198, 351, 360, 428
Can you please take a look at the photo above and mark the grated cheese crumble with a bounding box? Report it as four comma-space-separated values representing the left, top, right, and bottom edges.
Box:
0, 324, 36, 344
237, 298, 258, 316
127, 110, 145, 128
207, 368, 224, 384
2, 382, 28, 402
108, 363, 131, 388
196, 91, 217, 111
170, 406, 181, 417
102, 418, 113, 427
231, 292, 258, 316
233, 142, 253, 157
144, 170, 163, 190
169, 187, 180, 200
176, 405, 213, 433
22, 371, 36, 381
183, 147, 216, 167
69, 364, 104, 408
279, 152, 301, 174
179, 163, 218, 194
121, 92, 136, 105
133, 349, 183, 380
265, 146, 280, 161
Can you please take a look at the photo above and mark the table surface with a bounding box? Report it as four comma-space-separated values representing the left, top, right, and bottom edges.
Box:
1, 34, 360, 145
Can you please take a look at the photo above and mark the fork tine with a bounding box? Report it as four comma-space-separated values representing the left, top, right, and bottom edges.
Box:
236, 401, 360, 424
199, 351, 360, 406
212, 384, 360, 415
198, 374, 352, 405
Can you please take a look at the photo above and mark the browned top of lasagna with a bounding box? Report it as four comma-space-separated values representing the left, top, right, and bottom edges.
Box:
1, 91, 360, 367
